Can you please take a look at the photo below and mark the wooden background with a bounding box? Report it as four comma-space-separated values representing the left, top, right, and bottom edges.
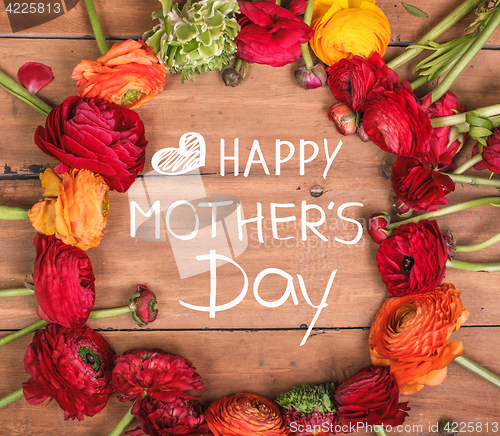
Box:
1, 0, 500, 434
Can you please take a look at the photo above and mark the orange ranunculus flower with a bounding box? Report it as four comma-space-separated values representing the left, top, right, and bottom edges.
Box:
72, 39, 166, 110
29, 168, 110, 251
369, 283, 470, 395
205, 392, 287, 435
310, 0, 390, 66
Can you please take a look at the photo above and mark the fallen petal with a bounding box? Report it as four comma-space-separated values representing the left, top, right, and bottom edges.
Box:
18, 62, 53, 94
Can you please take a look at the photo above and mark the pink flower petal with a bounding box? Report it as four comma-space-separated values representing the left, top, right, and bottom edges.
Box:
18, 62, 53, 94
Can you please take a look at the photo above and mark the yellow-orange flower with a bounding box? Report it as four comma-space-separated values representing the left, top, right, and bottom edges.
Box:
72, 39, 166, 110
29, 168, 110, 251
369, 283, 469, 395
310, 0, 390, 66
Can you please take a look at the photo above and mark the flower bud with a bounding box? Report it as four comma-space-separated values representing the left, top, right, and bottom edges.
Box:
368, 212, 391, 243
222, 68, 243, 87
129, 284, 158, 327
294, 64, 327, 90
443, 231, 456, 260
328, 103, 357, 136
394, 197, 413, 218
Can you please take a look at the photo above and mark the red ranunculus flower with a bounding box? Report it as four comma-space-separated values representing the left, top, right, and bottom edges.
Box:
235, 1, 313, 67
367, 212, 391, 243
472, 126, 500, 173
35, 96, 148, 193
334, 366, 409, 428
127, 397, 209, 436
326, 52, 398, 113
363, 82, 433, 157
23, 324, 115, 421
130, 284, 159, 327
206, 393, 287, 435
33, 233, 95, 328
391, 157, 455, 212
112, 349, 203, 413
422, 92, 466, 170
376, 220, 449, 297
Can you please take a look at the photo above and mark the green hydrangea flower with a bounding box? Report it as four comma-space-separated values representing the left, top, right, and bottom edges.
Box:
144, 0, 240, 81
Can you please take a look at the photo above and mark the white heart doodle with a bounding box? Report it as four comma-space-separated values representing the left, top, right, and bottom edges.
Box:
152, 132, 206, 175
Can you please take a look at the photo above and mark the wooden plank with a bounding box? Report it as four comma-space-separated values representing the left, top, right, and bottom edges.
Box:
0, 328, 498, 435
1, 40, 500, 177
1, 171, 500, 331
1, 0, 500, 45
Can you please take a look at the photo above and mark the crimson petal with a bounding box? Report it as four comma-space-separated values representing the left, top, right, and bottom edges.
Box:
18, 62, 53, 94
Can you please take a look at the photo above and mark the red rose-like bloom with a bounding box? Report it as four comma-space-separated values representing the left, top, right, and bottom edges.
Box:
363, 82, 433, 157
127, 397, 209, 436
472, 127, 500, 173
326, 52, 398, 113
376, 220, 449, 297
391, 157, 455, 212
422, 92, 466, 170
367, 211, 391, 243
23, 324, 115, 421
35, 96, 148, 193
236, 1, 313, 67
33, 233, 95, 328
112, 349, 203, 413
333, 366, 409, 428
206, 393, 287, 435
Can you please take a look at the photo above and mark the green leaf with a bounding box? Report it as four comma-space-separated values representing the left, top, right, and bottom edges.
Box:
402, 3, 429, 18
469, 126, 493, 138
467, 113, 494, 130
176, 23, 198, 43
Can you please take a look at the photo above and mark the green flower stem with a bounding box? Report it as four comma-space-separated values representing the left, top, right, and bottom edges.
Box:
447, 259, 500, 272
386, 0, 479, 71
0, 388, 24, 410
0, 319, 49, 348
410, 75, 429, 90
108, 405, 135, 436
0, 288, 35, 298
275, 0, 281, 5
374, 427, 388, 436
453, 153, 483, 175
431, 6, 500, 103
455, 231, 500, 253
83, 0, 109, 54
0, 206, 29, 220
454, 355, 500, 388
88, 306, 131, 320
388, 197, 500, 230
431, 103, 500, 127
235, 58, 242, 72
0, 306, 131, 348
448, 173, 500, 188
300, 0, 315, 70
0, 70, 51, 116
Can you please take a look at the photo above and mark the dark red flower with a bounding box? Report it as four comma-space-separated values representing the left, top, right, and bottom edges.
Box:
422, 92, 466, 170
235, 1, 313, 67
326, 52, 398, 113
367, 212, 391, 243
127, 397, 209, 436
391, 157, 455, 212
130, 284, 158, 327
472, 127, 500, 173
295, 64, 327, 90
34, 96, 148, 193
333, 366, 409, 427
363, 82, 433, 157
281, 409, 337, 435
33, 233, 95, 328
23, 324, 115, 421
376, 220, 449, 296
112, 349, 203, 413
18, 62, 53, 94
